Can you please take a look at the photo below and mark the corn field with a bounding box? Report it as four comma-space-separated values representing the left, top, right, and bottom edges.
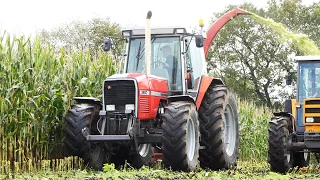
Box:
0, 32, 115, 173
238, 100, 272, 161
0, 32, 273, 173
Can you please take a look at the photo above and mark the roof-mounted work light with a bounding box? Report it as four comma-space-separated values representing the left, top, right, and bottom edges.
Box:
175, 28, 186, 34
122, 30, 132, 37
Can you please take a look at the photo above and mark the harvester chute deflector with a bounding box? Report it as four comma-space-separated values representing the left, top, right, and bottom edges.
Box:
203, 8, 250, 58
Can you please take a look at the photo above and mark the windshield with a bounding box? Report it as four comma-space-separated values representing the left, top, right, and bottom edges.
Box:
126, 37, 182, 91
298, 62, 320, 101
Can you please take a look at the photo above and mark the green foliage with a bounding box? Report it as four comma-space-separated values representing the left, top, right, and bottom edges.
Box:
38, 17, 123, 58
0, 31, 115, 170
103, 163, 116, 172
4, 161, 320, 179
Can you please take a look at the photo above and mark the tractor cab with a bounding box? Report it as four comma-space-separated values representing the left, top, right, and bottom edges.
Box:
105, 26, 207, 96
296, 59, 320, 101
292, 56, 320, 131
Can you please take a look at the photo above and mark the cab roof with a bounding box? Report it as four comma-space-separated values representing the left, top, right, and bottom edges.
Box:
295, 56, 320, 62
121, 27, 190, 36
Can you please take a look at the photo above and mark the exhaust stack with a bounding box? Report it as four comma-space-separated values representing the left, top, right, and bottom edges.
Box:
145, 11, 152, 75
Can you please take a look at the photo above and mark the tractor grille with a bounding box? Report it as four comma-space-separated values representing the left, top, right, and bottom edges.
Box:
139, 97, 150, 114
309, 117, 320, 123
104, 80, 136, 111
306, 100, 320, 105
305, 108, 320, 113
304, 99, 320, 123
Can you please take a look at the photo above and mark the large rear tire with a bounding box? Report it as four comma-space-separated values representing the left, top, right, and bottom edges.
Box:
64, 103, 106, 171
268, 116, 293, 174
198, 85, 239, 170
161, 102, 200, 172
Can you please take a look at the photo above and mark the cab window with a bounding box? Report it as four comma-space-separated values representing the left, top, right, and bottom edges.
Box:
184, 37, 204, 90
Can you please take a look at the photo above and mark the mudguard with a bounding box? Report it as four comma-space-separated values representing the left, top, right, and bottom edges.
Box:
168, 95, 195, 104
195, 76, 224, 109
73, 97, 102, 107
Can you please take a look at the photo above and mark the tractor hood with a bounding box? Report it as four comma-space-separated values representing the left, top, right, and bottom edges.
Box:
106, 73, 168, 93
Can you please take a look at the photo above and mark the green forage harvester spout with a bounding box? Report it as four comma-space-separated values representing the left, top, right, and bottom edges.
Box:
249, 13, 320, 55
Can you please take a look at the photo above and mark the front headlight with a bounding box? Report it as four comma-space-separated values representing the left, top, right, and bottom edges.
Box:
306, 117, 314, 123
106, 105, 115, 111
125, 104, 135, 110
125, 104, 135, 113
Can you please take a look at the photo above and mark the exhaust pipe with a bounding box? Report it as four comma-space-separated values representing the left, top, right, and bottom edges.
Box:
145, 11, 152, 75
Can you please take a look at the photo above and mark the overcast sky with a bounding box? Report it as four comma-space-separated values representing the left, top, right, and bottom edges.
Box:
0, 0, 318, 36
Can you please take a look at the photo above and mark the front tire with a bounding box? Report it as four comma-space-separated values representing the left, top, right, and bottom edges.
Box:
198, 85, 239, 170
161, 102, 200, 172
268, 116, 293, 174
63, 103, 106, 170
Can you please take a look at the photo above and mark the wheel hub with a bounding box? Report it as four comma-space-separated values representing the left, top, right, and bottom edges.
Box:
223, 104, 236, 157
304, 150, 308, 161
287, 153, 291, 163
82, 127, 90, 137
187, 119, 195, 161
138, 144, 150, 157
286, 137, 292, 163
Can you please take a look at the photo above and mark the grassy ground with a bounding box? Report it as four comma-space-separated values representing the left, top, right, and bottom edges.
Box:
1, 160, 320, 180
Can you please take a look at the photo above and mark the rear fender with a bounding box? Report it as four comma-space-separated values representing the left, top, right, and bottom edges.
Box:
73, 97, 102, 108
273, 112, 292, 117
195, 76, 224, 109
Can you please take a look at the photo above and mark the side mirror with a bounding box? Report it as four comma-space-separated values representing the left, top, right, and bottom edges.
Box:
103, 39, 112, 51
285, 74, 293, 85
195, 35, 204, 48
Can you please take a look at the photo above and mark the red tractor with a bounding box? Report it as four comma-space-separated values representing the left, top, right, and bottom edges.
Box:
63, 9, 249, 171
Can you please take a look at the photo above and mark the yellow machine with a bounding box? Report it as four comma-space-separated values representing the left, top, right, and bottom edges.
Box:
268, 56, 320, 173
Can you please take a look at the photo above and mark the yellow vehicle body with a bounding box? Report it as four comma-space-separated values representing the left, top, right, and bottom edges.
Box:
302, 98, 320, 132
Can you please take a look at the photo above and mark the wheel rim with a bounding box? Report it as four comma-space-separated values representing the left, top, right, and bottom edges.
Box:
286, 137, 292, 163
138, 144, 150, 157
304, 150, 309, 161
287, 153, 291, 163
187, 119, 195, 161
223, 104, 236, 157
